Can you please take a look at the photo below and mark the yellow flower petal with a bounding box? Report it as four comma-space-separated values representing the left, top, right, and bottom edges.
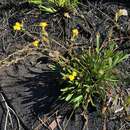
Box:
13, 26, 20, 30
68, 75, 75, 81
40, 22, 48, 28
13, 22, 23, 31
32, 40, 39, 47
64, 12, 71, 18
15, 22, 22, 27
118, 9, 128, 16
115, 9, 128, 22
71, 28, 79, 41
72, 71, 77, 77
72, 28, 79, 36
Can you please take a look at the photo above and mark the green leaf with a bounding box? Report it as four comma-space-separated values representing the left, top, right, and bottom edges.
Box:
40, 5, 56, 13
28, 0, 42, 4
117, 54, 130, 64
28, 0, 79, 13
109, 57, 112, 66
105, 77, 118, 82
73, 95, 83, 103
96, 32, 100, 53
74, 101, 80, 108
65, 94, 73, 101
61, 87, 74, 92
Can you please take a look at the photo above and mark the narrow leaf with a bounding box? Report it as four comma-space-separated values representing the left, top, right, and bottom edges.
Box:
65, 94, 73, 101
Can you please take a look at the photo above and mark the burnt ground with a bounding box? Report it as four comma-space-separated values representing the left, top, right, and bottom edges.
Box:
0, 0, 130, 130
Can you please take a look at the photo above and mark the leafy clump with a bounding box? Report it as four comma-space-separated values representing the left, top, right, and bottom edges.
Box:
51, 34, 130, 109
27, 0, 79, 13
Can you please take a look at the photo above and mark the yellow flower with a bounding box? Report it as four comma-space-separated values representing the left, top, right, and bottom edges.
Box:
115, 9, 128, 22
13, 22, 23, 31
68, 75, 75, 81
32, 40, 39, 47
72, 71, 77, 77
40, 22, 48, 29
64, 12, 71, 18
68, 70, 78, 81
71, 28, 79, 41
72, 28, 79, 37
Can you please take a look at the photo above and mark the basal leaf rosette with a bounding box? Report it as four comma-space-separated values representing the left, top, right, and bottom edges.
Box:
51, 39, 130, 109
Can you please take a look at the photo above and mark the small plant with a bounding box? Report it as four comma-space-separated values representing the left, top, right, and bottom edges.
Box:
51, 33, 130, 110
13, 22, 23, 31
71, 28, 79, 41
32, 40, 40, 47
27, 0, 79, 13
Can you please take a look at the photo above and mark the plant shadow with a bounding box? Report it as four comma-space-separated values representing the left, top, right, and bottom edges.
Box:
16, 70, 61, 116
0, 59, 63, 129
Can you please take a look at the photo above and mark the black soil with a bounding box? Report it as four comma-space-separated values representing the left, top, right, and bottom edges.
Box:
0, 0, 130, 130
